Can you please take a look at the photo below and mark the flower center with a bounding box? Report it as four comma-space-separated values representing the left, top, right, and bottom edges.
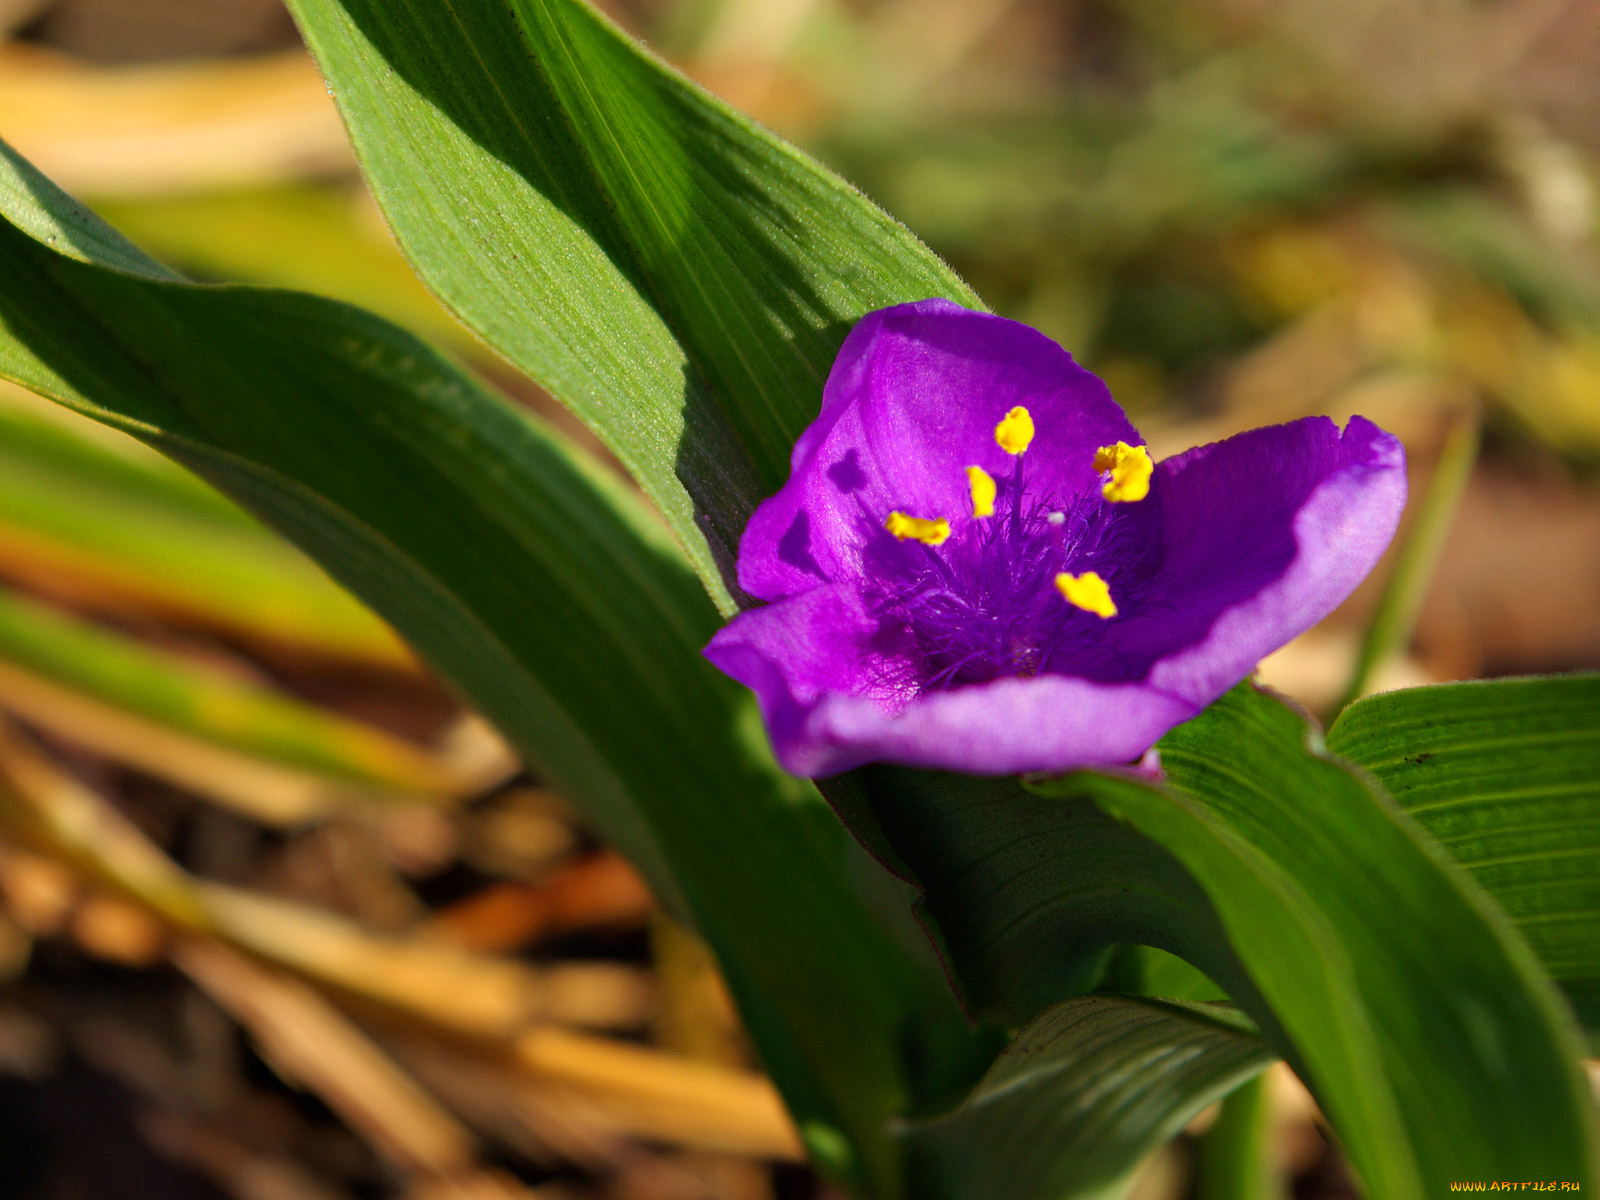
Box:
873, 408, 1152, 691
879, 481, 1115, 687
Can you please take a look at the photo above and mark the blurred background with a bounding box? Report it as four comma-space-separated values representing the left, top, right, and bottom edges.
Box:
0, 0, 1597, 1196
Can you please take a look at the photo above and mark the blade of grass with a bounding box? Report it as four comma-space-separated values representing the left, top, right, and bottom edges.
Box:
0, 387, 409, 665
0, 585, 485, 798
0, 658, 400, 825
1048, 686, 1595, 1194
1332, 408, 1480, 715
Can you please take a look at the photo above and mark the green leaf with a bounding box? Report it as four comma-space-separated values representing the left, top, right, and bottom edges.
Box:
1193, 1074, 1283, 1200
90, 186, 478, 358
0, 145, 178, 283
0, 389, 406, 663
0, 143, 985, 1197
863, 685, 1594, 1197
283, 0, 978, 606
0, 585, 465, 797
835, 766, 1238, 1025
900, 996, 1274, 1200
1100, 945, 1229, 1005
1328, 675, 1600, 1037
0, 386, 250, 526
1037, 686, 1596, 1196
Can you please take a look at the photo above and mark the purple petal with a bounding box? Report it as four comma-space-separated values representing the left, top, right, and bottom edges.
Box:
1109, 415, 1406, 703
801, 676, 1198, 777
703, 584, 910, 773
737, 299, 1141, 602
705, 584, 1197, 777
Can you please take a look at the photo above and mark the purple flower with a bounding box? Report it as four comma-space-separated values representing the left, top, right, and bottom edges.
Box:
705, 300, 1406, 778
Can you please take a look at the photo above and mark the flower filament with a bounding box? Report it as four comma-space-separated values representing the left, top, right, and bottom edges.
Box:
869, 405, 1152, 689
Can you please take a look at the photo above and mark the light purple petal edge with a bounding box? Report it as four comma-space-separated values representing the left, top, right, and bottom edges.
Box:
1146, 415, 1407, 705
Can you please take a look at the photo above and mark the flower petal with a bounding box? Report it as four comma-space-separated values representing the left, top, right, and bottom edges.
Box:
705, 583, 1197, 777
703, 584, 912, 769
1105, 415, 1406, 703
803, 676, 1198, 777
737, 299, 1141, 602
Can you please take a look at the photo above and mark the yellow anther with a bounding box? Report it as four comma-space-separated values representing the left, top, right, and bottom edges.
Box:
994, 406, 1035, 455
966, 466, 996, 518
886, 511, 950, 546
1055, 571, 1117, 619
1093, 442, 1153, 503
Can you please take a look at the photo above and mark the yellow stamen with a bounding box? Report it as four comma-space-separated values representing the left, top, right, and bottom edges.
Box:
994, 406, 1035, 455
1055, 571, 1117, 618
1092, 442, 1153, 503
966, 466, 996, 518
886, 511, 950, 546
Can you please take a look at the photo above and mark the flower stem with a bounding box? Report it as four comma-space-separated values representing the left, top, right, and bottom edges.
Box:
1194, 1073, 1283, 1200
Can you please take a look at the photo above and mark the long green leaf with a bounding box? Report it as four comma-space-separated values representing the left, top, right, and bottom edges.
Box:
901, 995, 1273, 1200
0, 387, 251, 526
91, 186, 478, 357
1034, 686, 1595, 1196
0, 143, 985, 1196
284, 0, 977, 606
833, 766, 1239, 1026
0, 386, 404, 662
1194, 1074, 1282, 1200
1328, 675, 1600, 1037
858, 684, 1594, 1197
0, 586, 462, 795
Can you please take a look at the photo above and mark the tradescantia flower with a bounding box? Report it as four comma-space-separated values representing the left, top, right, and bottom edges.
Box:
704, 299, 1406, 778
